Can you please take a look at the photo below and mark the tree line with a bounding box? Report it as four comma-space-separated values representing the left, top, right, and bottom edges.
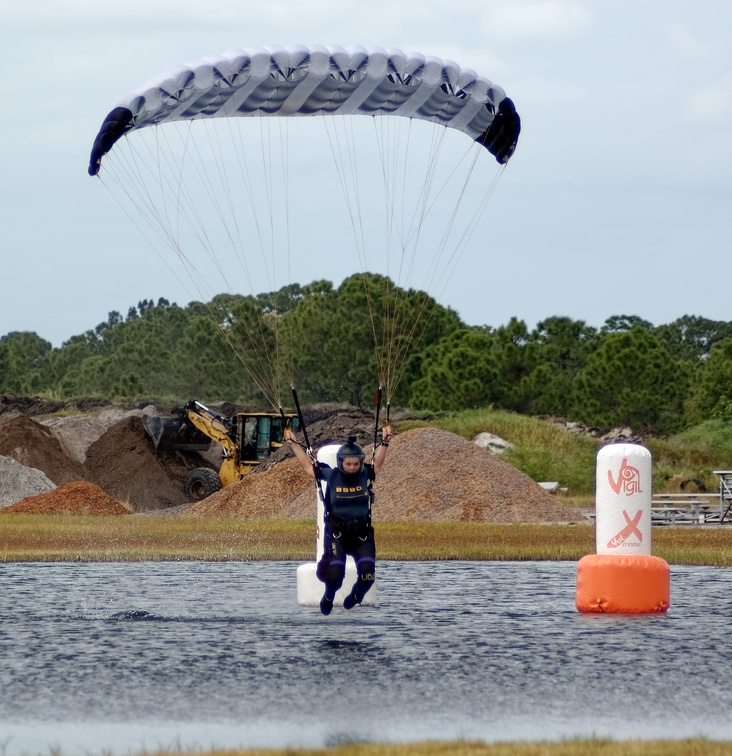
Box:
3, 273, 732, 435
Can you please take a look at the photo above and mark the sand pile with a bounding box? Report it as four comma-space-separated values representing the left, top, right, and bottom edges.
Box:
39, 407, 150, 464
186, 427, 576, 523
0, 456, 56, 508
184, 457, 312, 517
2, 481, 131, 515
0, 415, 86, 484
83, 416, 198, 512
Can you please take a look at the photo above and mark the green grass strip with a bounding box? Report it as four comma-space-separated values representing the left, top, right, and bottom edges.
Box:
1, 515, 731, 565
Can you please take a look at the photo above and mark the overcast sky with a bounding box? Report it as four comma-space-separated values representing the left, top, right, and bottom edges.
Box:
3, 1, 731, 347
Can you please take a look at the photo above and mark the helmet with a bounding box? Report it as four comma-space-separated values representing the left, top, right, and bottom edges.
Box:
336, 436, 365, 473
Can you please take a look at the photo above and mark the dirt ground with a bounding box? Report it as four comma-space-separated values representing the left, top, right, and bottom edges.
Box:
0, 394, 577, 522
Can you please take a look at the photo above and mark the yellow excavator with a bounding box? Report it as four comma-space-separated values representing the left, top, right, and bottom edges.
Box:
143, 399, 298, 501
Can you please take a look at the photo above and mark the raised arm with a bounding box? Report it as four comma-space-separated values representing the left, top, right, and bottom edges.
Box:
373, 424, 394, 475
284, 427, 317, 478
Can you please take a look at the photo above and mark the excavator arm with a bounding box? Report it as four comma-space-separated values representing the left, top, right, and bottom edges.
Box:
183, 401, 237, 457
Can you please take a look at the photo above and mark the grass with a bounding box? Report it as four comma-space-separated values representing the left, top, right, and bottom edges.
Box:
1, 515, 732, 566
645, 419, 732, 491
141, 738, 732, 755
0, 515, 315, 562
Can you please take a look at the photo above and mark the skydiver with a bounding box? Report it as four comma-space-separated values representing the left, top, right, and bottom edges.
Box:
284, 424, 394, 615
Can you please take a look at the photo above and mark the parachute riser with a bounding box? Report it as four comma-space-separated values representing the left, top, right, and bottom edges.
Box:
291, 386, 317, 465
372, 387, 383, 464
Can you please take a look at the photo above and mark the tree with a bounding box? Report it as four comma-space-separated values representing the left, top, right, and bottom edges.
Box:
572, 328, 688, 433
487, 318, 538, 412
0, 332, 53, 394
177, 313, 266, 404
277, 280, 338, 404
282, 274, 462, 407
409, 328, 501, 411
655, 315, 732, 363
522, 317, 599, 417
686, 337, 732, 421
601, 314, 653, 334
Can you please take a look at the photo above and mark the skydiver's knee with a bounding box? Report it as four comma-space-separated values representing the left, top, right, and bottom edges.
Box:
357, 558, 375, 584
317, 556, 345, 587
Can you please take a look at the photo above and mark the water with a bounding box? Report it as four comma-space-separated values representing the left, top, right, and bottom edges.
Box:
1, 560, 731, 755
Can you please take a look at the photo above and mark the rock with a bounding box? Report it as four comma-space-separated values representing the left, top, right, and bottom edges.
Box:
473, 431, 514, 454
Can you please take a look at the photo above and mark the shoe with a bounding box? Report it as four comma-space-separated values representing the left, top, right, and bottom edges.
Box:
320, 595, 333, 616
343, 592, 360, 610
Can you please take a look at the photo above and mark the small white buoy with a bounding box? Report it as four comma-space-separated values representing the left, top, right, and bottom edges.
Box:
595, 443, 652, 555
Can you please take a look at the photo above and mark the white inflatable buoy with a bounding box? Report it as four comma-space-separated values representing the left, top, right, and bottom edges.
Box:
576, 443, 669, 614
296, 444, 376, 607
595, 443, 652, 555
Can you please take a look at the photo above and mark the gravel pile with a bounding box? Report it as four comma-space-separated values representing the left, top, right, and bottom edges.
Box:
1, 481, 131, 515
184, 457, 312, 517
0, 397, 577, 523
185, 427, 576, 523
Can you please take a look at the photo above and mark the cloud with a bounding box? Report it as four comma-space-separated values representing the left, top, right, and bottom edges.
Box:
483, 0, 593, 40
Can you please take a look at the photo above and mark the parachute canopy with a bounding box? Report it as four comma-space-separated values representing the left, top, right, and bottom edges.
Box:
88, 44, 520, 176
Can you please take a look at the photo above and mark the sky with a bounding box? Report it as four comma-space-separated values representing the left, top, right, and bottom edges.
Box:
2, 1, 731, 347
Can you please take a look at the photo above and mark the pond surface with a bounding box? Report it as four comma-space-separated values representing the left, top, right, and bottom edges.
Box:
1, 560, 731, 755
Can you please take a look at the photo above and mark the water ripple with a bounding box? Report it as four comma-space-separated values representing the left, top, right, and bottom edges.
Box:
0, 560, 730, 755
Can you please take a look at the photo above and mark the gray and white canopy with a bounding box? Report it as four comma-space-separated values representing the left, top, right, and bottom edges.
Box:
88, 44, 520, 175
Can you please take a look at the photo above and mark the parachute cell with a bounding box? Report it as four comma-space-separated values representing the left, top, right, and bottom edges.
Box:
88, 44, 520, 175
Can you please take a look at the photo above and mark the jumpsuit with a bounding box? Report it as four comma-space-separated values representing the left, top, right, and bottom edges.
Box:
316, 464, 376, 604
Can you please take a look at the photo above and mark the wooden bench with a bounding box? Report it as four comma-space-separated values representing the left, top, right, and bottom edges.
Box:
650, 493, 720, 525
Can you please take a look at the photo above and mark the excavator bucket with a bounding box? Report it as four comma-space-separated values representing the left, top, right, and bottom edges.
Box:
143, 413, 211, 451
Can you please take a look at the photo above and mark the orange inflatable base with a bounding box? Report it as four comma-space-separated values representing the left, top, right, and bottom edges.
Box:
576, 554, 670, 614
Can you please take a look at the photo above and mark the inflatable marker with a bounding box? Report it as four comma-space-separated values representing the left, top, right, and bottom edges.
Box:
576, 443, 670, 614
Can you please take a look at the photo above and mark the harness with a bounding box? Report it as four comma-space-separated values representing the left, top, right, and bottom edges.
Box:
322, 465, 375, 540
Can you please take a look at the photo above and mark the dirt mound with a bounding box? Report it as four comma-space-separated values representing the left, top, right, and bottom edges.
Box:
83, 416, 199, 512
184, 457, 312, 517
0, 415, 86, 484
0, 394, 123, 419
375, 427, 574, 522
0, 456, 56, 508
0, 398, 576, 522
39, 407, 154, 464
187, 426, 576, 523
2, 481, 131, 515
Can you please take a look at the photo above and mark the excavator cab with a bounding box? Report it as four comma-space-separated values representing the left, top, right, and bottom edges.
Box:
237, 414, 296, 462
